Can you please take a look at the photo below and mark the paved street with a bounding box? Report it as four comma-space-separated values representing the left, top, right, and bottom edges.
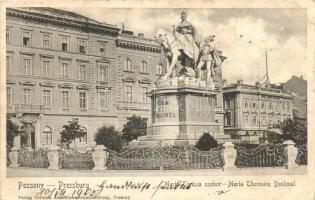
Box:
6, 166, 307, 177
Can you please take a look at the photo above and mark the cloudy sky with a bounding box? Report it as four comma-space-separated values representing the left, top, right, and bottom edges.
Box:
65, 8, 307, 84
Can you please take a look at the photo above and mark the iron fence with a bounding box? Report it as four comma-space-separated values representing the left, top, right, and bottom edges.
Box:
106, 145, 224, 170
296, 144, 307, 165
59, 148, 95, 170
18, 147, 50, 168
234, 144, 287, 168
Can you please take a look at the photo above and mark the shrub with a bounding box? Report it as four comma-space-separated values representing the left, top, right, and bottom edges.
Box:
95, 126, 122, 152
195, 133, 218, 151
60, 118, 86, 148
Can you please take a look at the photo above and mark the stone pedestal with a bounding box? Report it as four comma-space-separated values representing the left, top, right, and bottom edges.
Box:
284, 140, 298, 169
223, 142, 237, 170
92, 145, 107, 171
9, 147, 19, 168
47, 146, 60, 170
138, 77, 226, 146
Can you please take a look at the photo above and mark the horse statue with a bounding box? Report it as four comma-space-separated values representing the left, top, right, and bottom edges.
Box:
155, 28, 200, 80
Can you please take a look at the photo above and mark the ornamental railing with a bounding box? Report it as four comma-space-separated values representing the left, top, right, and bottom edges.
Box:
234, 144, 287, 168
18, 147, 50, 168
296, 144, 307, 165
58, 148, 95, 170
106, 145, 224, 170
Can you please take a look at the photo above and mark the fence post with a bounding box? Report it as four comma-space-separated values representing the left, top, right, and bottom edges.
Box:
47, 146, 60, 170
92, 145, 107, 171
284, 140, 298, 169
223, 142, 237, 170
9, 147, 19, 168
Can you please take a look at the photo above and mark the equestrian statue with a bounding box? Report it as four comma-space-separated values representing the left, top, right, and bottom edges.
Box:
155, 11, 222, 85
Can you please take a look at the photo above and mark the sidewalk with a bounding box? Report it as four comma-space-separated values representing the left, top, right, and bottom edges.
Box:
6, 166, 307, 177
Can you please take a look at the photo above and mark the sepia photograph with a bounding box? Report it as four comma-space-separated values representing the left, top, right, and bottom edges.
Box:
1, 1, 314, 200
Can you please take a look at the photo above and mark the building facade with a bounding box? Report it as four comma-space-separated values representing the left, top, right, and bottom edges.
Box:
281, 75, 307, 126
6, 7, 162, 148
222, 80, 293, 144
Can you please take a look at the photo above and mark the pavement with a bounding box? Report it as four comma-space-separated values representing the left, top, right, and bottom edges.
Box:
6, 166, 307, 177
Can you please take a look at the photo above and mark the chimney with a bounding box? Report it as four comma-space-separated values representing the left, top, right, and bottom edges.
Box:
138, 33, 144, 38
300, 75, 304, 79
237, 79, 243, 85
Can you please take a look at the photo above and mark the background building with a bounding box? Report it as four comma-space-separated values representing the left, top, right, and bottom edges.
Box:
281, 75, 307, 126
6, 7, 162, 148
222, 80, 293, 144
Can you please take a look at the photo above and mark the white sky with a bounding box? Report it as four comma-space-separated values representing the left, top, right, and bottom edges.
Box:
65, 8, 307, 84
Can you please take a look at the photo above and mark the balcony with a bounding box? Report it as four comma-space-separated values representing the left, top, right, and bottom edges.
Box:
115, 101, 151, 112
14, 104, 44, 114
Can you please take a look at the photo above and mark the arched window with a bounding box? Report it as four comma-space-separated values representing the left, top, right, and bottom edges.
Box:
79, 127, 87, 143
43, 126, 52, 145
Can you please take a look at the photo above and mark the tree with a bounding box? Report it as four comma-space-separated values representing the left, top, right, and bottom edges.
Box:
60, 118, 85, 148
195, 133, 218, 151
121, 115, 147, 143
6, 116, 19, 150
280, 118, 307, 145
94, 126, 122, 152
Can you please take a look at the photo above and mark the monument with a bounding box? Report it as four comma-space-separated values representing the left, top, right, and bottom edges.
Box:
138, 11, 229, 146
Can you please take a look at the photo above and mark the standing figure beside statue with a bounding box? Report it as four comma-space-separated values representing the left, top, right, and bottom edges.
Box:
196, 35, 222, 85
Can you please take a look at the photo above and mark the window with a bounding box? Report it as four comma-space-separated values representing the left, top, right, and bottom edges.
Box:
78, 39, 87, 54
79, 91, 87, 109
224, 98, 230, 109
156, 64, 163, 75
79, 128, 87, 143
7, 87, 12, 105
42, 90, 52, 108
252, 102, 256, 108
61, 36, 69, 52
99, 92, 109, 110
244, 99, 249, 108
99, 42, 106, 56
225, 112, 231, 126
99, 66, 108, 82
60, 62, 69, 79
42, 60, 51, 77
61, 90, 70, 108
22, 88, 32, 104
276, 102, 280, 112
125, 85, 133, 102
43, 127, 52, 145
262, 114, 267, 125
124, 58, 132, 71
142, 86, 150, 103
140, 60, 148, 73
261, 101, 265, 109
79, 65, 86, 80
6, 55, 11, 74
21, 57, 31, 75
6, 28, 10, 44
269, 101, 273, 110
252, 114, 257, 125
42, 34, 51, 49
244, 113, 249, 125
22, 31, 31, 46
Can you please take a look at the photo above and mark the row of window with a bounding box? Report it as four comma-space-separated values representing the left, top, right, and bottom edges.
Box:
224, 112, 291, 126
242, 98, 290, 111
6, 87, 109, 111
7, 54, 109, 82
6, 28, 107, 56
124, 85, 150, 103
124, 58, 164, 75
